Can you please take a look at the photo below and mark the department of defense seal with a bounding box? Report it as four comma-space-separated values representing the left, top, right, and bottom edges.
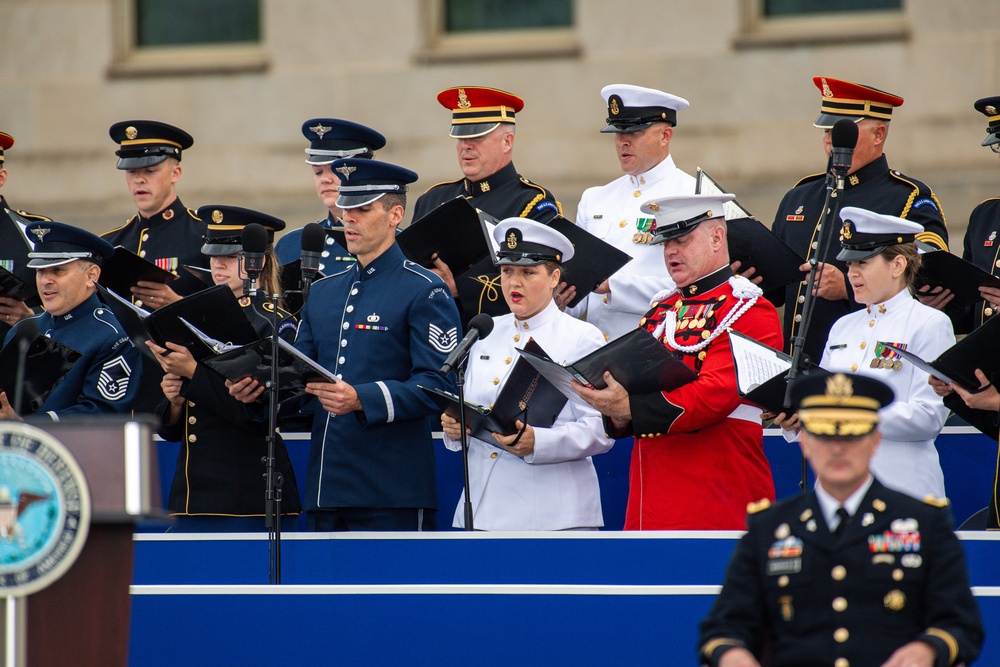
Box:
0, 423, 90, 597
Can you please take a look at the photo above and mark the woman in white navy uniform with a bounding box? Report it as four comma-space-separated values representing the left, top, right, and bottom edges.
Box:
778, 206, 954, 499
440, 218, 614, 530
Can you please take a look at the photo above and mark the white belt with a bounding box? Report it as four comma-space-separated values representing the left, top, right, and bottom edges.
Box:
727, 404, 761, 424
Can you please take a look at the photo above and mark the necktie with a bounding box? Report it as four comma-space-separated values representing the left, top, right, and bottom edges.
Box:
833, 507, 851, 538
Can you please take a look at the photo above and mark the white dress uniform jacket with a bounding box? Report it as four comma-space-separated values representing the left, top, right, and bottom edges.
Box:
820, 288, 955, 499
443, 300, 614, 530
570, 155, 695, 341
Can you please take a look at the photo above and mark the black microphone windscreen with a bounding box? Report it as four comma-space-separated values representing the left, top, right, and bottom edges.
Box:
468, 312, 494, 339
301, 223, 327, 254
831, 118, 859, 150
241, 223, 269, 254
16, 317, 36, 340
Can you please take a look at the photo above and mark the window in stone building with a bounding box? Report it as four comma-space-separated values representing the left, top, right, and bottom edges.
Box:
110, 0, 266, 76
737, 0, 907, 47
419, 0, 579, 62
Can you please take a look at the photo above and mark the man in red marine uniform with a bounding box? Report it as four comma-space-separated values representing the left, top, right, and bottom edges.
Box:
574, 194, 782, 530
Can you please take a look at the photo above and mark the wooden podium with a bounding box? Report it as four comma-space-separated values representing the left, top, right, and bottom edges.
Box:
21, 416, 160, 667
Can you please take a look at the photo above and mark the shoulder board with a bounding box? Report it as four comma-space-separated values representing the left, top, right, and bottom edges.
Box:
792, 172, 825, 188
186, 207, 202, 221
747, 498, 772, 514
14, 210, 50, 223
888, 170, 932, 193
420, 177, 464, 195
922, 495, 950, 508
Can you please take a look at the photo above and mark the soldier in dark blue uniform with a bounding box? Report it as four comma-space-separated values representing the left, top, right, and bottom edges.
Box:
767, 78, 949, 364
274, 118, 385, 276
699, 373, 984, 667
232, 159, 461, 531
0, 222, 142, 419
412, 87, 562, 325
0, 130, 51, 336
102, 120, 208, 308
148, 206, 301, 530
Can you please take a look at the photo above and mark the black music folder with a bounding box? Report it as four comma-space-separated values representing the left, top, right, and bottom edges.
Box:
546, 216, 633, 308
516, 328, 697, 399
277, 259, 326, 313
97, 283, 259, 363
201, 336, 338, 402
729, 329, 823, 414
182, 264, 214, 287
916, 250, 1000, 310
100, 246, 179, 300
884, 313, 1000, 392
420, 340, 568, 441
0, 330, 82, 416
0, 266, 40, 308
396, 197, 494, 276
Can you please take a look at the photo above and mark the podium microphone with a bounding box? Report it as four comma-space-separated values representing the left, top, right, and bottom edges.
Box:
241, 223, 269, 296
12, 318, 37, 416
300, 223, 326, 303
439, 313, 494, 377
830, 118, 859, 185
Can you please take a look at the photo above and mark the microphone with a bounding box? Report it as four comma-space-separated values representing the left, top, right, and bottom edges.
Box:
300, 223, 326, 300
439, 313, 494, 377
12, 317, 37, 416
830, 118, 859, 178
241, 223, 269, 297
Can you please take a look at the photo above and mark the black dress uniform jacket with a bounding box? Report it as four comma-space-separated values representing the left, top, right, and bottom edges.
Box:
770, 155, 948, 363
698, 478, 984, 667
159, 293, 302, 517
0, 196, 48, 338
958, 197, 1000, 333
411, 161, 561, 325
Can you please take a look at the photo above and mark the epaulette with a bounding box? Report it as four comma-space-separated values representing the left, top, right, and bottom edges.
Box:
791, 172, 824, 188
420, 177, 464, 195
747, 498, 772, 514
186, 207, 202, 221
517, 178, 564, 218
922, 495, 950, 508
13, 209, 50, 223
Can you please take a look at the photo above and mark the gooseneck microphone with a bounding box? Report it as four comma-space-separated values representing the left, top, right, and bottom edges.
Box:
439, 313, 494, 377
300, 223, 326, 302
241, 223, 269, 296
830, 118, 859, 183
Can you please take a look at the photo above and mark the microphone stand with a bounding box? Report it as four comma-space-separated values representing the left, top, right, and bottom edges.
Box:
784, 158, 848, 491
262, 288, 284, 584
455, 356, 475, 531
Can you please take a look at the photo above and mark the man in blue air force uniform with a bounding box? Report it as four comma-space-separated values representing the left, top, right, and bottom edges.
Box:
234, 159, 461, 531
1, 222, 141, 419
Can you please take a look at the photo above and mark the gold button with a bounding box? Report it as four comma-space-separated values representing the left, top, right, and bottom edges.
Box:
187, 400, 196, 407
797, 295, 805, 303
187, 416, 197, 425
831, 565, 846, 581
188, 434, 197, 443
869, 319, 875, 327
142, 233, 149, 242
850, 364, 858, 372
794, 314, 802, 322
513, 334, 520, 342
603, 333, 610, 341
995, 260, 1000, 268
490, 452, 498, 459
832, 597, 847, 612
892, 568, 904, 581
493, 378, 500, 385
505, 357, 512, 365
834, 659, 849, 667
777, 575, 789, 587
639, 318, 647, 326
619, 220, 627, 228
859, 342, 866, 349
697, 351, 707, 361
135, 300, 143, 308
602, 296, 608, 304
701, 330, 710, 339
633, 190, 641, 198
986, 307, 994, 317
834, 627, 849, 643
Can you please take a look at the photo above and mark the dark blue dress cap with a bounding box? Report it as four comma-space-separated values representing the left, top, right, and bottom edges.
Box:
26, 221, 115, 268
197, 205, 286, 257
301, 118, 386, 165
109, 120, 194, 170
974, 96, 1000, 147
330, 158, 418, 210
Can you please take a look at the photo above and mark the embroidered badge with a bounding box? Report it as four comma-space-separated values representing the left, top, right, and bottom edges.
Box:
428, 323, 458, 353
912, 197, 939, 212
98, 356, 132, 401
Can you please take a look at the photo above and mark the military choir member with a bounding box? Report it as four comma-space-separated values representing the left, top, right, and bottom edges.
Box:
1, 222, 141, 419
439, 218, 613, 530
568, 84, 697, 342
699, 373, 984, 667
412, 86, 562, 325
574, 194, 782, 530
768, 77, 949, 364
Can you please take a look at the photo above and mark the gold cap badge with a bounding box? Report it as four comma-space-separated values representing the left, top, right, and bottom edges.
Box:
125, 126, 138, 140
212, 210, 223, 223
506, 232, 518, 249
457, 88, 471, 109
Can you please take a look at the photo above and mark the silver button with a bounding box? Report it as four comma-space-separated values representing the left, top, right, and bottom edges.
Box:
346, 305, 354, 312
326, 237, 334, 245
322, 250, 330, 258
319, 263, 326, 271
797, 296, 805, 303
338, 356, 346, 364
340, 339, 347, 347
794, 314, 802, 322
342, 322, 349, 330
351, 288, 358, 295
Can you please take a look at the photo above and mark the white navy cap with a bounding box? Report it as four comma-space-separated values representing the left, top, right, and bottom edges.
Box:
640, 194, 734, 244
492, 218, 574, 265
836, 207, 922, 261
600, 84, 689, 133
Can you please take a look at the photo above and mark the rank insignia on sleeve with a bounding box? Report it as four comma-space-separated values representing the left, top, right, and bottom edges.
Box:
429, 323, 458, 354
98, 356, 132, 401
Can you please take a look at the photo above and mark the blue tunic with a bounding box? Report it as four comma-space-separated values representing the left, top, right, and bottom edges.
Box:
4, 292, 142, 418
293, 243, 460, 510
275, 212, 356, 275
